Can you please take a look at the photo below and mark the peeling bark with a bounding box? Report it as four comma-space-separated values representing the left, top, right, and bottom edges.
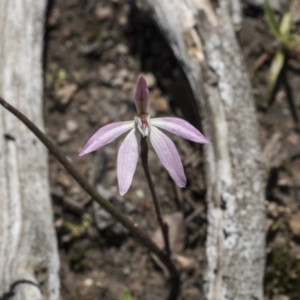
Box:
139, 0, 266, 299
0, 0, 60, 299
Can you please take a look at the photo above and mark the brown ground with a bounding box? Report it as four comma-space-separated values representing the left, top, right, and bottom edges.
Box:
44, 1, 300, 299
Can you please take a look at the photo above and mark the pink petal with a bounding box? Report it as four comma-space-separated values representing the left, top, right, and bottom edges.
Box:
117, 129, 141, 196
151, 117, 211, 144
150, 125, 186, 187
79, 121, 134, 156
134, 76, 149, 114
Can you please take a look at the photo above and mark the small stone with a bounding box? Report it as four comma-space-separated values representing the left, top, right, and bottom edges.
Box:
95, 6, 113, 21
55, 218, 64, 228
135, 189, 145, 199
69, 185, 81, 195
289, 211, 300, 236
267, 202, 280, 218
122, 267, 130, 275
66, 119, 78, 134
119, 68, 129, 78
57, 129, 71, 144
116, 43, 129, 55
100, 115, 110, 126
278, 177, 292, 187
61, 234, 72, 243
142, 73, 156, 88
122, 81, 135, 91
152, 96, 169, 113
111, 77, 123, 87
83, 278, 94, 287
118, 16, 127, 26
99, 67, 114, 84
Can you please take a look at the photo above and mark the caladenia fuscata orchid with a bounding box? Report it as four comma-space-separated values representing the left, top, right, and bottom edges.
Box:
0, 76, 209, 296
79, 76, 211, 196
80, 76, 210, 259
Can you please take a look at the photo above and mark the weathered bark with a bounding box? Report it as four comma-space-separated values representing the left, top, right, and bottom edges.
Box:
0, 1, 60, 299
139, 0, 265, 299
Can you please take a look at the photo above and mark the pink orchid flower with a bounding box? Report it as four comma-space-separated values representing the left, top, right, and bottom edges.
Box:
79, 76, 210, 195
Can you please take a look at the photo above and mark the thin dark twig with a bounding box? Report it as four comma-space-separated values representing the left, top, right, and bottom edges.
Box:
0, 280, 40, 300
140, 137, 171, 257
0, 96, 179, 282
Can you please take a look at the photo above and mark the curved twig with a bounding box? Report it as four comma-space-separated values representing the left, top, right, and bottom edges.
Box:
0, 97, 179, 292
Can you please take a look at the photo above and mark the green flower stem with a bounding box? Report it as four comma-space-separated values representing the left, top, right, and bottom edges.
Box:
0, 96, 179, 286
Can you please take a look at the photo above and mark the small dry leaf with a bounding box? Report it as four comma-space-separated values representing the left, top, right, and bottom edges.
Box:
56, 83, 78, 106
151, 212, 186, 276
174, 254, 195, 270
152, 212, 186, 254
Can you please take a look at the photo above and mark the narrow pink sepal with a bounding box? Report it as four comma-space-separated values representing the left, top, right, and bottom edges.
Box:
79, 121, 134, 156
117, 129, 141, 196
150, 126, 186, 187
151, 117, 211, 144
134, 76, 149, 113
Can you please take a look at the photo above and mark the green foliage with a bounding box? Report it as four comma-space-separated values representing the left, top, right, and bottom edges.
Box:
65, 216, 92, 238
263, 0, 300, 102
121, 288, 133, 300
265, 242, 300, 299
263, 0, 281, 42
57, 68, 67, 80
266, 50, 285, 101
